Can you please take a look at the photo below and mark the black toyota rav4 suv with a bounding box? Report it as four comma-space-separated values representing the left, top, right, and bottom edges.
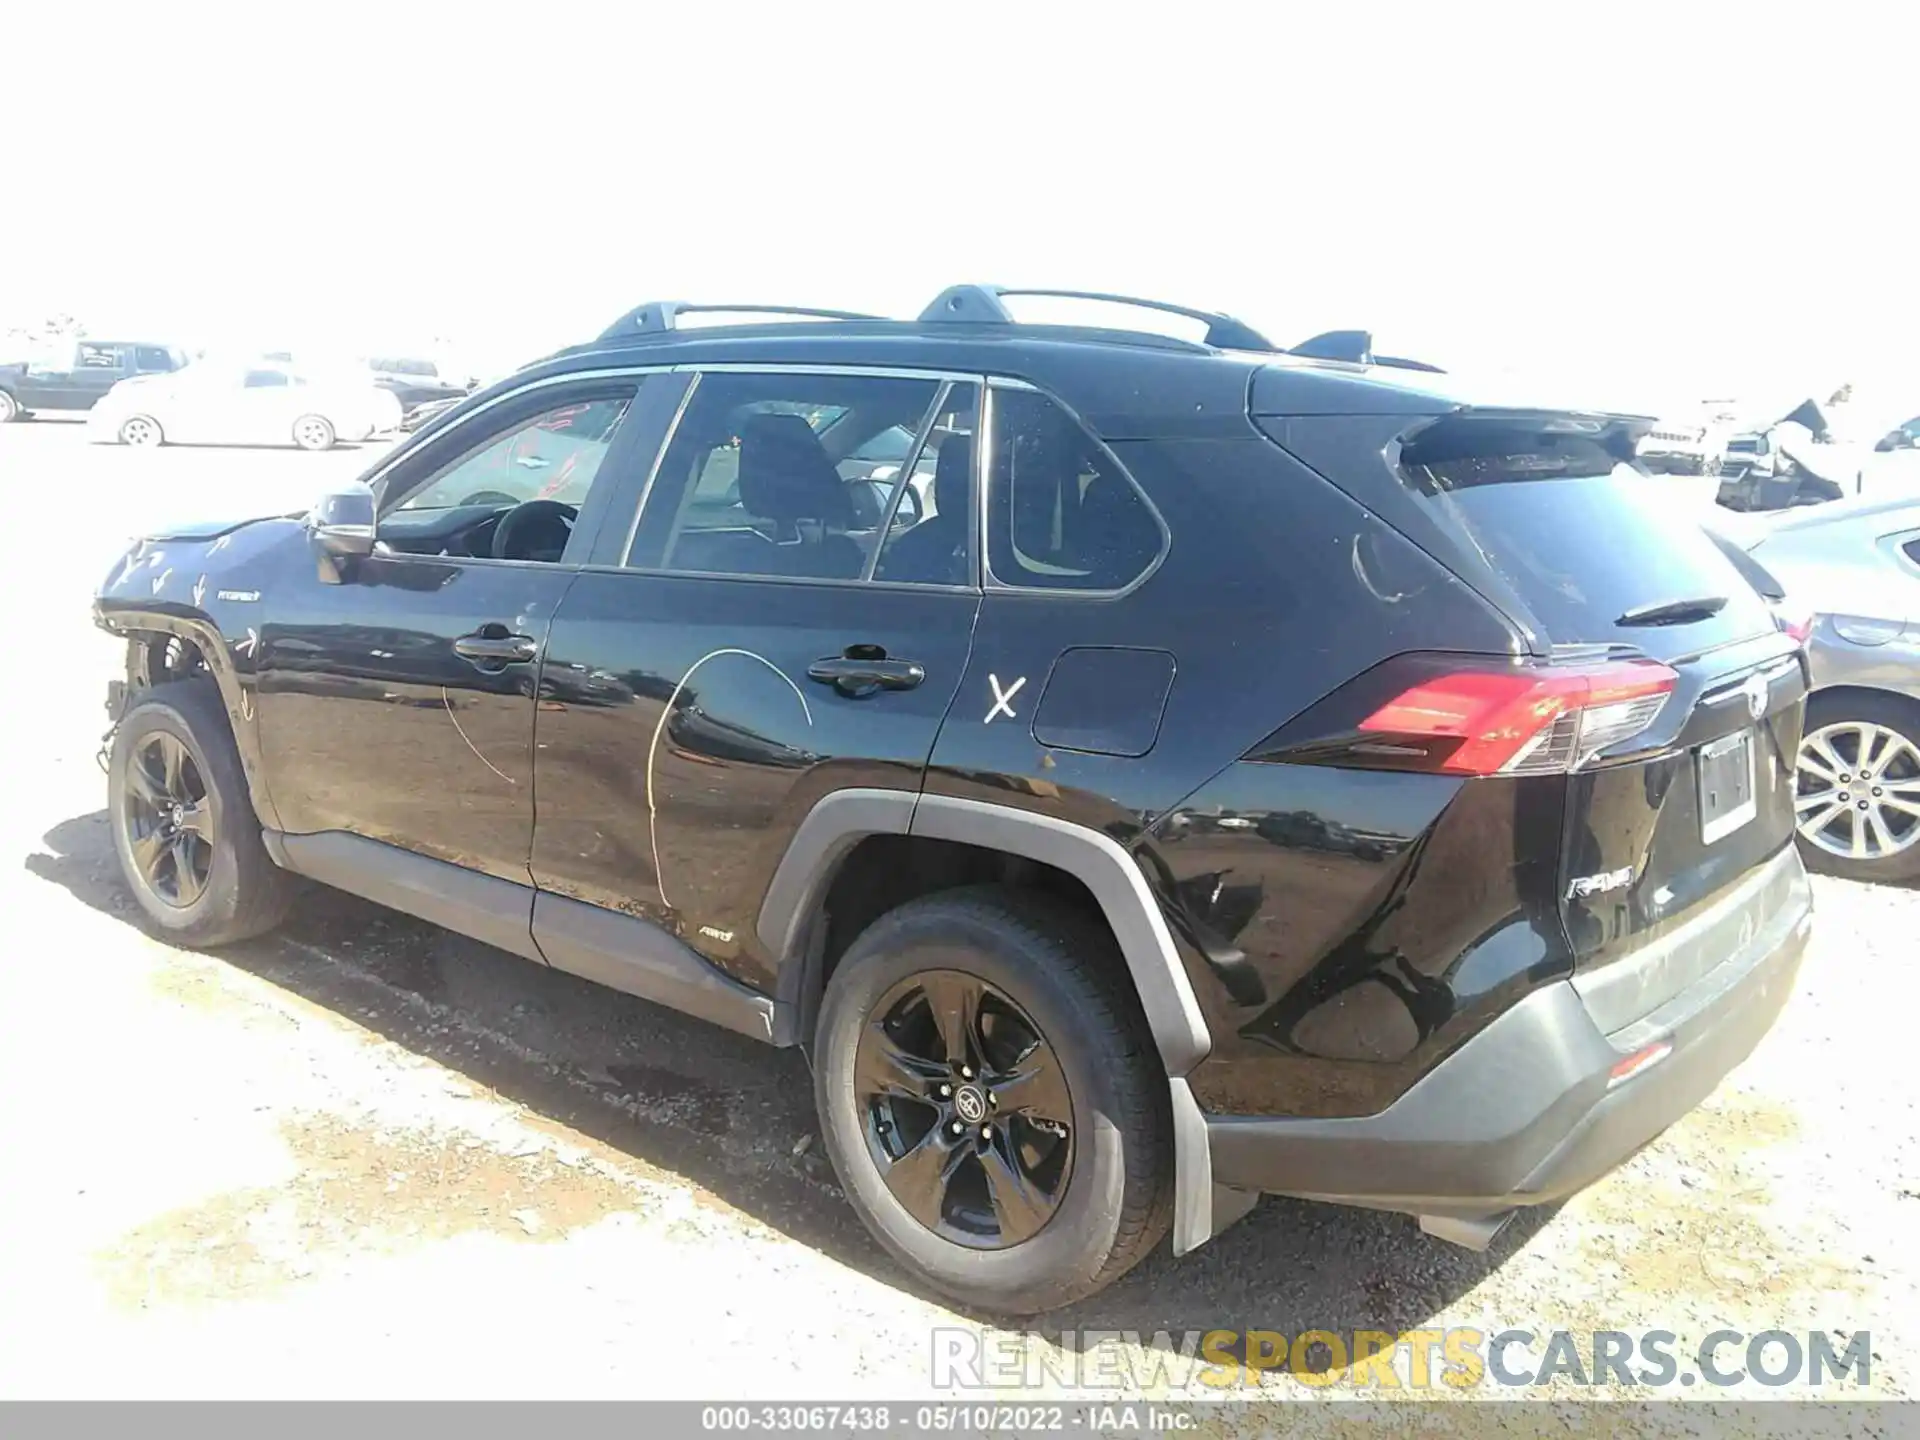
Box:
93, 287, 1813, 1313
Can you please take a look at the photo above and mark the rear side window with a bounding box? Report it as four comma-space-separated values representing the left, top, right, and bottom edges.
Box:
1390, 416, 1775, 653
77, 343, 122, 369
628, 371, 952, 583
985, 386, 1164, 592
133, 346, 173, 372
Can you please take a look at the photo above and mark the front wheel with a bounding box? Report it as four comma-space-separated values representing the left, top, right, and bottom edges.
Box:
119, 414, 165, 446
292, 414, 337, 451
1794, 692, 1920, 882
0, 390, 18, 423
109, 680, 296, 945
814, 887, 1172, 1313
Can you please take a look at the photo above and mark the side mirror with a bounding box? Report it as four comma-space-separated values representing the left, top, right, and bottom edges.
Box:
308, 481, 377, 559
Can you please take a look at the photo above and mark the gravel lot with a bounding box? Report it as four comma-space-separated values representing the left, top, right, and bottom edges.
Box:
2, 418, 1916, 1419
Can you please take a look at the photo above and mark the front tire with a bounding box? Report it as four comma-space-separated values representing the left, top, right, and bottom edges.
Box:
814, 887, 1172, 1313
0, 390, 18, 423
119, 414, 165, 446
292, 414, 336, 451
109, 680, 296, 945
1794, 691, 1920, 882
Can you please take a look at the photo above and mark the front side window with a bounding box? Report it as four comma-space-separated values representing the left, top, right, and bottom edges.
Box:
133, 346, 173, 372
397, 392, 635, 513
243, 369, 288, 388
984, 386, 1165, 591
77, 343, 122, 369
629, 371, 969, 583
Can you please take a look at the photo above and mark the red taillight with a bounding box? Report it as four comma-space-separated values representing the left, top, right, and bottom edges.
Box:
1357, 660, 1678, 776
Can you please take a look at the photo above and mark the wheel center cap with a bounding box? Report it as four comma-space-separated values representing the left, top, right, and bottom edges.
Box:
953, 1084, 988, 1124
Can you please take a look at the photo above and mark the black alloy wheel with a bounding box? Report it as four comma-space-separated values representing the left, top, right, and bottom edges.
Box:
107, 680, 295, 946
813, 887, 1173, 1313
120, 730, 214, 907
856, 969, 1074, 1249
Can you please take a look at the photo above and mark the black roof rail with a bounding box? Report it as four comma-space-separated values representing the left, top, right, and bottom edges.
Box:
1289, 328, 1446, 374
598, 301, 884, 342
918, 285, 1278, 352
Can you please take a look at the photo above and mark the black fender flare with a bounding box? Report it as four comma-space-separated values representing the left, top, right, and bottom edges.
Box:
755, 787, 1231, 1254
95, 601, 283, 832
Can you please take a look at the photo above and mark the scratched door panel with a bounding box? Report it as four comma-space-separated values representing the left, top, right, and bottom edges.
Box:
253, 557, 577, 883
530, 573, 979, 992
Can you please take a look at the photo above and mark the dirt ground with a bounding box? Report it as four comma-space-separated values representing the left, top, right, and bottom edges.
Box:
3, 417, 1917, 1419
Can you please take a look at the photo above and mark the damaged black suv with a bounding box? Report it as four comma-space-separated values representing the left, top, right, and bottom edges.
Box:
94, 286, 1813, 1313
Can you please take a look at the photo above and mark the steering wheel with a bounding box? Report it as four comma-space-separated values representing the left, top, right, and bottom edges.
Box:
491, 499, 578, 562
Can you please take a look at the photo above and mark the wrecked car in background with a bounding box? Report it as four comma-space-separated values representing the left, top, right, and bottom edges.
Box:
1718, 398, 1859, 511
1637, 416, 1724, 475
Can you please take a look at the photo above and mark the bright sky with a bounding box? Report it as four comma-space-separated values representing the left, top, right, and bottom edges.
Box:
5, 4, 1914, 415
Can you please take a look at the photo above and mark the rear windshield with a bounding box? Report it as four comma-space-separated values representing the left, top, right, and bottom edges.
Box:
1390, 417, 1776, 654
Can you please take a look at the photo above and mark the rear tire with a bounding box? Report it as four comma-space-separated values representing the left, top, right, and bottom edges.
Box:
292, 414, 336, 451
108, 680, 296, 946
814, 886, 1172, 1314
1795, 691, 1920, 883
0, 390, 17, 423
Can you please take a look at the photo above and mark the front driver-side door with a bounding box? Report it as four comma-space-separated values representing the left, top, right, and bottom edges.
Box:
252, 374, 658, 886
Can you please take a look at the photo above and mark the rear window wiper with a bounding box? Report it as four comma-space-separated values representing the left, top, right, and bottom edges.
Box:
1615, 595, 1729, 627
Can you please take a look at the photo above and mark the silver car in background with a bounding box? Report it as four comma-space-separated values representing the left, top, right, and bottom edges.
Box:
85, 361, 402, 451
1715, 496, 1920, 881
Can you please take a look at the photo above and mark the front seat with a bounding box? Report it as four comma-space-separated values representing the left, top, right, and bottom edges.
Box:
876, 436, 971, 585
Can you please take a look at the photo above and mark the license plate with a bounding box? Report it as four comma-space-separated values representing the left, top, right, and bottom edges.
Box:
1698, 729, 1758, 844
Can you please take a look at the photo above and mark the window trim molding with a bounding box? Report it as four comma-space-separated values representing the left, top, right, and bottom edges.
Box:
978, 377, 1171, 601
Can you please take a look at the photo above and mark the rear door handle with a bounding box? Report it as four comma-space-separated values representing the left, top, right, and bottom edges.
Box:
454, 631, 539, 665
808, 651, 925, 697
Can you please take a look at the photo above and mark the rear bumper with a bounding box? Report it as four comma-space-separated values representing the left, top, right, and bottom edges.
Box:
1207, 845, 1811, 1224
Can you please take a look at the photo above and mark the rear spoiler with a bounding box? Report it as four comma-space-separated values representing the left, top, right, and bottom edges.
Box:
1290, 329, 1446, 373
1399, 407, 1655, 468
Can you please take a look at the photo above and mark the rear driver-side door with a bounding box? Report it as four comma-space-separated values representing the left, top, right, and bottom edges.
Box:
529, 368, 983, 998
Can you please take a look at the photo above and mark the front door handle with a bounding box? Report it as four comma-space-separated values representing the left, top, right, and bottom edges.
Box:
808, 649, 925, 698
454, 630, 539, 665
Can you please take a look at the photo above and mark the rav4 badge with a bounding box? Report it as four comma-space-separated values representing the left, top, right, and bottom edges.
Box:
1567, 866, 1634, 900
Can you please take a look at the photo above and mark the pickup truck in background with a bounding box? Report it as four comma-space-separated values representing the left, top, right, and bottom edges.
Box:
0, 340, 189, 422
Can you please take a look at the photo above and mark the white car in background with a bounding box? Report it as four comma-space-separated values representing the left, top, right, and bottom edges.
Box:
86, 362, 402, 450
1636, 413, 1726, 475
